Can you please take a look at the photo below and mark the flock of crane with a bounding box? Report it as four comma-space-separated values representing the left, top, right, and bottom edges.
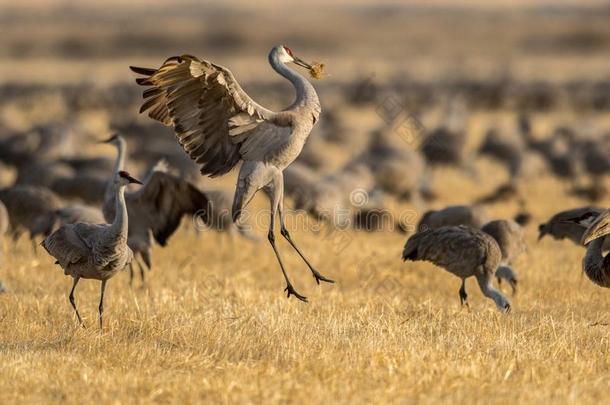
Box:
0, 45, 609, 328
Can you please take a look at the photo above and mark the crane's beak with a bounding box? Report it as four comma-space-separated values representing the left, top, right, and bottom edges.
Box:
99, 135, 116, 144
293, 56, 312, 70
128, 175, 143, 185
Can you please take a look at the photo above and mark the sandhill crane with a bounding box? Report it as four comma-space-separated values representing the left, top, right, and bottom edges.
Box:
293, 162, 375, 228
559, 208, 610, 287
50, 174, 108, 205
0, 124, 74, 167
30, 204, 105, 241
417, 205, 488, 232
130, 46, 335, 301
481, 219, 526, 295
42, 171, 141, 328
15, 160, 75, 188
403, 225, 511, 312
0, 185, 63, 247
101, 135, 210, 285
538, 206, 605, 245
355, 129, 427, 202
478, 127, 525, 178
420, 98, 475, 176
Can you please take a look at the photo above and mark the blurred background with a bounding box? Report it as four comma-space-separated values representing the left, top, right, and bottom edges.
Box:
2, 4, 610, 401
1, 0, 610, 227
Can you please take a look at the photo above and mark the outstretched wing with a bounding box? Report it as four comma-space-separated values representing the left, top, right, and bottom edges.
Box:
127, 171, 209, 246
130, 55, 277, 176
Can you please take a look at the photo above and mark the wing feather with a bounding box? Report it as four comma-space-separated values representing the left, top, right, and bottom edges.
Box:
127, 172, 209, 246
130, 55, 278, 177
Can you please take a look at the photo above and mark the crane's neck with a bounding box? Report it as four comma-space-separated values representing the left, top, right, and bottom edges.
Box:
583, 238, 610, 287
110, 183, 128, 236
270, 55, 320, 114
113, 138, 126, 172
105, 139, 126, 202
476, 274, 510, 311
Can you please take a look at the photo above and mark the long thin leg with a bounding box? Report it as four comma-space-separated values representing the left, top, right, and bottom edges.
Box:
69, 276, 84, 327
459, 279, 469, 308
268, 199, 307, 302
137, 257, 146, 286
99, 280, 107, 330
265, 178, 307, 302
128, 263, 135, 287
278, 194, 334, 285
140, 249, 152, 272
232, 164, 307, 302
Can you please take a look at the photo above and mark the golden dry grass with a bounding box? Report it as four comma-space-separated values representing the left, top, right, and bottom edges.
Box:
1, 168, 610, 404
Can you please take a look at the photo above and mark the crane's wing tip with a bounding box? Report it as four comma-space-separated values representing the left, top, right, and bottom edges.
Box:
129, 66, 156, 75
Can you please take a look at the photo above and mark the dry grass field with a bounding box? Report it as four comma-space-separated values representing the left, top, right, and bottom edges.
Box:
1, 157, 610, 404
1, 1, 610, 404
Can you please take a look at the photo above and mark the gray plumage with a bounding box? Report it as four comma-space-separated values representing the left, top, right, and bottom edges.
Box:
402, 225, 511, 312
15, 160, 75, 188
482, 219, 526, 295
131, 45, 334, 301
54, 204, 105, 227
417, 205, 488, 232
42, 171, 140, 328
293, 163, 375, 228
49, 174, 108, 205
478, 127, 525, 178
420, 98, 473, 173
102, 136, 210, 286
0, 185, 63, 244
355, 129, 427, 201
538, 206, 605, 245
30, 203, 105, 241
568, 209, 610, 288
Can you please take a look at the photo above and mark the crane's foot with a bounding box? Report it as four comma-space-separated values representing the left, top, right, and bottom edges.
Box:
459, 293, 469, 309
284, 284, 308, 302
312, 270, 335, 285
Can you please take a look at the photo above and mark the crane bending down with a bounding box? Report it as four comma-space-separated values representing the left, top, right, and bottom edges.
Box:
403, 225, 511, 313
130, 46, 334, 301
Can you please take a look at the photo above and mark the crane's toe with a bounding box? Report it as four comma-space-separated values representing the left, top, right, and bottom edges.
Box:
312, 271, 335, 285
284, 284, 308, 302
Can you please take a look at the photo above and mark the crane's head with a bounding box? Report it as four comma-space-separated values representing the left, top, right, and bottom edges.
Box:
271, 46, 325, 79
116, 170, 143, 186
